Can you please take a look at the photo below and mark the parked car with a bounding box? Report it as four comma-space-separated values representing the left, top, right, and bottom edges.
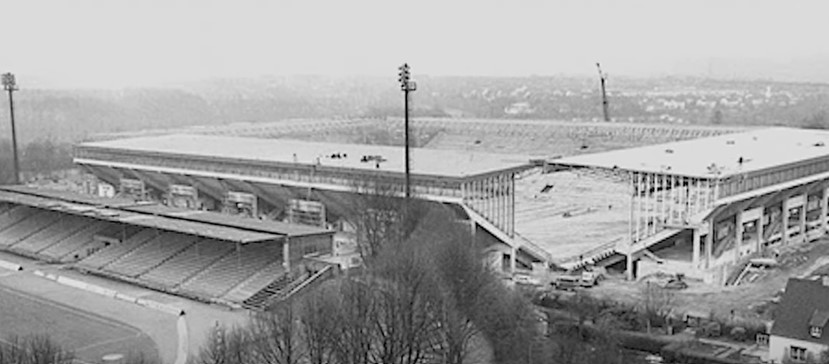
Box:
552, 275, 582, 291
514, 274, 541, 286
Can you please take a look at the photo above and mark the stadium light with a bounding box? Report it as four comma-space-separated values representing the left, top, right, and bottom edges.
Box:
2, 72, 20, 185
397, 63, 416, 199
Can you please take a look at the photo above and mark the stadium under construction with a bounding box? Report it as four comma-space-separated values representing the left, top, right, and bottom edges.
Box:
2, 118, 825, 298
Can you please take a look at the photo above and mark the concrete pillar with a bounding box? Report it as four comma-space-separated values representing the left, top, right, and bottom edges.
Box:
644, 173, 651, 236
692, 227, 701, 269
757, 209, 765, 252
705, 219, 714, 268
510, 247, 517, 274
626, 252, 634, 281
735, 212, 744, 260
668, 175, 676, 224
800, 196, 807, 243
635, 173, 642, 241
283, 238, 291, 272
660, 174, 667, 227
782, 198, 790, 245
822, 187, 829, 233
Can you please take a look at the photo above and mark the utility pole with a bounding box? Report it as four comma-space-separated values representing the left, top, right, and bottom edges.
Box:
2, 73, 19, 185
397, 63, 417, 199
596, 62, 610, 122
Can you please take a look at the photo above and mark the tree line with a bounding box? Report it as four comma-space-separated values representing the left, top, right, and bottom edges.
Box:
0, 139, 74, 184
197, 204, 542, 364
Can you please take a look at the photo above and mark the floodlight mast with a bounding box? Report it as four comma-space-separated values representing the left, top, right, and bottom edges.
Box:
596, 62, 610, 122
397, 63, 417, 199
2, 73, 19, 185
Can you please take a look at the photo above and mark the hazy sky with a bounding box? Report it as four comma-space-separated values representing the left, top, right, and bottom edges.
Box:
2, 0, 828, 88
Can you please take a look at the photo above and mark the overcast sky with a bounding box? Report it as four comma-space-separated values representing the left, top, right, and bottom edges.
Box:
2, 0, 828, 88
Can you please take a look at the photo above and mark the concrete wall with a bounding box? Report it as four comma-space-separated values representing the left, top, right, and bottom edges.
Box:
769, 335, 828, 363
289, 234, 334, 263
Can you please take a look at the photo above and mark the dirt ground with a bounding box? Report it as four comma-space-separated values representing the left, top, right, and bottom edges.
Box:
578, 237, 829, 322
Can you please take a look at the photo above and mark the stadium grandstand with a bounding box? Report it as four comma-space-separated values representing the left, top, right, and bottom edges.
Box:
73, 134, 542, 271
65, 117, 829, 287
0, 185, 333, 309
547, 127, 829, 284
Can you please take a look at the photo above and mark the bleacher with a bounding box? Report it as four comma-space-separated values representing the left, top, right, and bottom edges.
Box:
78, 228, 158, 269
515, 170, 630, 261
0, 202, 12, 215
139, 239, 233, 287
0, 189, 333, 308
40, 221, 113, 262
9, 215, 94, 255
0, 205, 39, 231
104, 233, 199, 277
221, 260, 288, 303
0, 210, 62, 247
180, 243, 282, 299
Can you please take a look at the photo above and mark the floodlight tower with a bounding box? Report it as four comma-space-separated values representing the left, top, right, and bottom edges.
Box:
2, 73, 19, 185
596, 62, 610, 122
398, 63, 417, 199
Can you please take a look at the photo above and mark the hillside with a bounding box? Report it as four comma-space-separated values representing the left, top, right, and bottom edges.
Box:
0, 75, 828, 145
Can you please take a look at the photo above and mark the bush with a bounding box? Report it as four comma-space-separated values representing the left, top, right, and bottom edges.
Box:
616, 331, 674, 353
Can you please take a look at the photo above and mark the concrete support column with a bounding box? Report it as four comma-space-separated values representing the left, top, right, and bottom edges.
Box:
644, 173, 651, 236
822, 187, 829, 233
800, 196, 807, 243
669, 174, 676, 225
510, 247, 517, 274
782, 199, 790, 245
683, 177, 689, 223
659, 174, 666, 228
626, 252, 634, 281
735, 212, 744, 261
649, 173, 656, 235
481, 178, 492, 221
757, 210, 765, 252
498, 176, 503, 228
635, 173, 642, 241
283, 238, 291, 272
705, 219, 714, 269
692, 227, 701, 269
510, 175, 516, 236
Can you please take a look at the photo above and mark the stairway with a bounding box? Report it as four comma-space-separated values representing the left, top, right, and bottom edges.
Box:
242, 274, 293, 309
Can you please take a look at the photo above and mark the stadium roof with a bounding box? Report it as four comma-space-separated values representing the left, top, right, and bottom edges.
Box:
0, 186, 331, 243
77, 134, 534, 179
123, 204, 331, 238
549, 127, 829, 178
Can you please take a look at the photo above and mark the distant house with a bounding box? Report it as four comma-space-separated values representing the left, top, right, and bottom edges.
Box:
769, 278, 829, 363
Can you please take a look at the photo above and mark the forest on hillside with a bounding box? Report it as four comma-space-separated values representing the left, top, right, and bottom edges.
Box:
1, 75, 828, 145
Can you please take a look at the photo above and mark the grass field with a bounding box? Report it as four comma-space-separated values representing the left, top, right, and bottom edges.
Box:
0, 286, 158, 363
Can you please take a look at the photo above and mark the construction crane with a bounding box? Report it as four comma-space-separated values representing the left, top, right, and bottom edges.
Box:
596, 62, 610, 122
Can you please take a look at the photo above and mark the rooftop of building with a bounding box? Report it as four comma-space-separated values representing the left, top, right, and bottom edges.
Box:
77, 134, 534, 179
550, 127, 829, 179
771, 278, 829, 345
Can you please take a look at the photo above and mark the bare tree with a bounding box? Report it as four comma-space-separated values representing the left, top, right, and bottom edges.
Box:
248, 302, 304, 364
299, 290, 338, 364
640, 282, 676, 331
351, 177, 427, 265
196, 324, 251, 364
0, 334, 75, 364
